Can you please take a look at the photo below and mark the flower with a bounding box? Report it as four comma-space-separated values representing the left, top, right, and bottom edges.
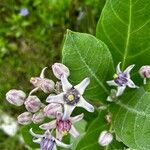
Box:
98, 131, 113, 146
24, 95, 41, 113
30, 129, 72, 150
6, 89, 26, 106
20, 8, 29, 16
32, 111, 45, 124
40, 112, 84, 140
30, 67, 55, 93
107, 62, 138, 97
17, 112, 32, 125
52, 63, 70, 79
139, 65, 150, 84
46, 75, 94, 119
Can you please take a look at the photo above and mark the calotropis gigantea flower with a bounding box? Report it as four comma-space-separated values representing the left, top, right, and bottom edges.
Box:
40, 112, 84, 140
30, 67, 55, 94
30, 129, 72, 150
46, 75, 94, 119
107, 62, 138, 97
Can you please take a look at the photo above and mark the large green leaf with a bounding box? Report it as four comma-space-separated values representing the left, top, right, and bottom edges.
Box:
62, 30, 114, 101
96, 0, 150, 70
75, 111, 126, 150
110, 86, 150, 150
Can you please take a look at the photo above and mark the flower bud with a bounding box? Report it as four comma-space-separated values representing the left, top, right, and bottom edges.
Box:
40, 79, 55, 93
52, 63, 70, 79
98, 131, 113, 146
17, 112, 32, 125
30, 77, 42, 87
24, 96, 41, 113
139, 65, 150, 84
6, 89, 26, 106
43, 103, 62, 118
32, 111, 45, 124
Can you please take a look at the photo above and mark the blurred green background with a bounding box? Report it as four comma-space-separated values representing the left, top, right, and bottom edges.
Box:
0, 0, 105, 149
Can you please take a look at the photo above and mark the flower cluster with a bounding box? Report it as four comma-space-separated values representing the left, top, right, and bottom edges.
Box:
6, 63, 94, 150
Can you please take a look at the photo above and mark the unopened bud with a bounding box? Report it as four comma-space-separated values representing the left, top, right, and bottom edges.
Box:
52, 63, 70, 79
32, 111, 44, 124
30, 77, 41, 87
43, 103, 62, 118
139, 65, 150, 84
98, 131, 113, 146
17, 112, 32, 125
40, 79, 55, 93
6, 89, 26, 106
24, 96, 41, 112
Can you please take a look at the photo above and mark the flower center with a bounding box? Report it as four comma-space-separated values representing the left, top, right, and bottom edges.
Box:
114, 73, 128, 86
56, 119, 72, 136
63, 88, 80, 105
40, 137, 55, 150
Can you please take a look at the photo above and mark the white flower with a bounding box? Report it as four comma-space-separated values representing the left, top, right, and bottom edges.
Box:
107, 62, 138, 97
98, 130, 113, 147
40, 112, 84, 140
30, 129, 72, 150
46, 75, 94, 119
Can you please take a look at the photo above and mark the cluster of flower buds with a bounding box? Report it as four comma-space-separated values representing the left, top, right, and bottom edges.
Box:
6, 63, 95, 150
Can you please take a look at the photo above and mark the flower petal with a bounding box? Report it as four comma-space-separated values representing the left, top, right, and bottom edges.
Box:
56, 129, 63, 141
69, 125, 80, 138
55, 139, 72, 148
74, 77, 90, 95
116, 86, 126, 97
70, 113, 84, 123
106, 80, 118, 86
77, 96, 94, 112
53, 145, 57, 150
39, 120, 56, 130
127, 79, 139, 88
33, 138, 42, 144
61, 75, 72, 92
29, 87, 39, 95
62, 104, 75, 120
46, 93, 64, 104
29, 128, 44, 138
40, 67, 47, 79
123, 64, 135, 78
116, 62, 121, 74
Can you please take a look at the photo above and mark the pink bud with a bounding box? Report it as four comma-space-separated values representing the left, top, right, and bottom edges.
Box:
139, 66, 150, 84
17, 112, 32, 125
43, 103, 62, 118
40, 79, 55, 93
30, 77, 42, 87
32, 111, 45, 124
24, 96, 41, 112
6, 89, 26, 106
98, 131, 113, 146
52, 63, 70, 79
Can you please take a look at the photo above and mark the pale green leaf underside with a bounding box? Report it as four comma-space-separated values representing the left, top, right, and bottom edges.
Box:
62, 30, 114, 101
110, 87, 150, 150
96, 0, 150, 71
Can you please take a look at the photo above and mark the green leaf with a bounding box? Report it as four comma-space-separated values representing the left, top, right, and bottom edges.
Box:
110, 87, 150, 149
96, 0, 150, 71
62, 30, 114, 101
75, 111, 125, 150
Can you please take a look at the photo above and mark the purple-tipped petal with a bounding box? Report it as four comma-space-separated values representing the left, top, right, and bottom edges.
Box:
74, 77, 90, 95
62, 104, 75, 120
127, 79, 139, 88
55, 139, 72, 148
69, 125, 80, 138
106, 80, 118, 86
77, 97, 94, 112
116, 62, 121, 74
116, 86, 126, 97
46, 93, 64, 104
123, 64, 135, 78
61, 75, 72, 92
70, 113, 84, 123
40, 120, 56, 130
